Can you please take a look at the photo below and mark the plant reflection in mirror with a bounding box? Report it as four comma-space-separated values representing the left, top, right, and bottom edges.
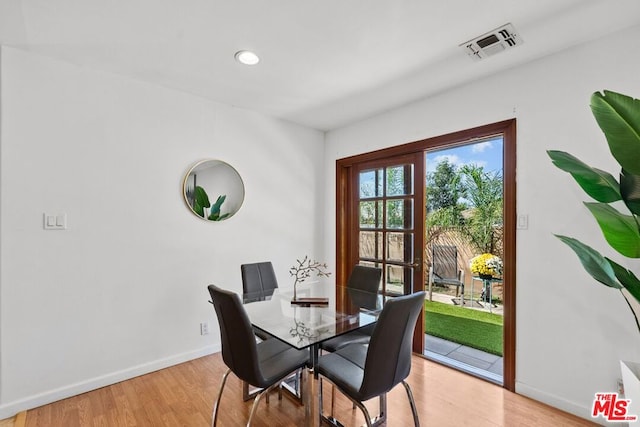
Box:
192, 185, 230, 221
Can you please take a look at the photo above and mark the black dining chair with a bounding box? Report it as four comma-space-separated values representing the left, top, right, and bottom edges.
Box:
241, 262, 279, 304
207, 285, 309, 427
240, 261, 303, 402
320, 265, 382, 352
241, 261, 278, 387
316, 291, 425, 427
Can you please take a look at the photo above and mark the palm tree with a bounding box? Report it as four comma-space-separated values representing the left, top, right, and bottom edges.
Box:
459, 164, 503, 255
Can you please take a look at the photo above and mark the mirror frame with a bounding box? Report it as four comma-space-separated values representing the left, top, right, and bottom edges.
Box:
182, 159, 245, 222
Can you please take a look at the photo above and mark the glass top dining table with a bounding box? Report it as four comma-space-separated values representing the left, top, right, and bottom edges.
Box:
243, 283, 382, 352
242, 283, 384, 426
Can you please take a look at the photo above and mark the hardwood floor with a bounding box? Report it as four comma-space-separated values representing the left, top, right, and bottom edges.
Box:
21, 353, 595, 426
0, 411, 26, 427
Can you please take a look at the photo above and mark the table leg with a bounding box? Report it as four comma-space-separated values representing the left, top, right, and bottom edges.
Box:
304, 344, 320, 427
310, 345, 320, 378
302, 367, 311, 427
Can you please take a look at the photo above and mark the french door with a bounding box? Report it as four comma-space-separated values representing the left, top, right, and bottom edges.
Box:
336, 119, 516, 390
337, 152, 426, 351
354, 154, 425, 297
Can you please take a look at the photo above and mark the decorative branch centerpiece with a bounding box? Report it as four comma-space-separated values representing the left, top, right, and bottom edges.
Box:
289, 256, 331, 304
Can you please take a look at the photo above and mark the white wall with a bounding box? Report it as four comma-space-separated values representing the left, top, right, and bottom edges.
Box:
0, 46, 324, 417
3, 22, 640, 425
324, 24, 640, 422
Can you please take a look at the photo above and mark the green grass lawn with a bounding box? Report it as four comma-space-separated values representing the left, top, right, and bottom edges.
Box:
424, 300, 503, 356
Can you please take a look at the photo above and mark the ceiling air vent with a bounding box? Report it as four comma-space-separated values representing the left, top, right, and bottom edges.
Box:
461, 23, 522, 61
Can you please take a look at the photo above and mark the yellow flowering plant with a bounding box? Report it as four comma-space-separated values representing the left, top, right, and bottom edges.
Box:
470, 253, 503, 277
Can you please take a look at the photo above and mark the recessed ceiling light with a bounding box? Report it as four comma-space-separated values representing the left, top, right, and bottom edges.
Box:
234, 50, 260, 66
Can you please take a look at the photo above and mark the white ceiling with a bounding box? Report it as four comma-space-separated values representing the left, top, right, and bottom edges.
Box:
2, 0, 640, 131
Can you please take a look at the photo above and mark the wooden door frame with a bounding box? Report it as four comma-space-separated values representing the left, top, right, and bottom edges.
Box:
336, 119, 517, 391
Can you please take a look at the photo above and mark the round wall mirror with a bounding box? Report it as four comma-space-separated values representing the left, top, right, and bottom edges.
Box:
183, 159, 245, 221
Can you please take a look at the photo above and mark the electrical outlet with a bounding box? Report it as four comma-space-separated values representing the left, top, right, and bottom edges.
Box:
200, 322, 209, 335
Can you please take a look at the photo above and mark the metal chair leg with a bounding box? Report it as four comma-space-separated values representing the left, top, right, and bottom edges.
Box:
353, 399, 374, 427
279, 368, 304, 404
242, 381, 251, 401
247, 370, 305, 426
212, 369, 231, 427
251, 370, 301, 404
402, 380, 420, 427
244, 381, 280, 404
247, 382, 280, 426
243, 381, 263, 402
319, 377, 376, 427
224, 370, 306, 426
376, 393, 387, 425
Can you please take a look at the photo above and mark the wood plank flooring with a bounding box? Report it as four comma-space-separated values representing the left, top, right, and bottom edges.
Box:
0, 411, 26, 427
20, 353, 595, 426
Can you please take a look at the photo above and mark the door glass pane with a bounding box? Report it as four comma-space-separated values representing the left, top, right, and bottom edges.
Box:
386, 199, 413, 229
386, 232, 413, 263
385, 265, 411, 295
386, 165, 413, 196
359, 201, 381, 228
355, 157, 420, 299
359, 231, 382, 260
360, 169, 383, 198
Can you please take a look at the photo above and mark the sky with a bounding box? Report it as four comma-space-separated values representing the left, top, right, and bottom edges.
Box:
425, 136, 503, 175
358, 135, 504, 198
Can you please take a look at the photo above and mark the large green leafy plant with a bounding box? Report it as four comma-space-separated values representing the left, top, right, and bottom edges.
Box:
548, 90, 640, 331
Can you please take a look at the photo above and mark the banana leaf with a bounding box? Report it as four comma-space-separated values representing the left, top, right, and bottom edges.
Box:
193, 186, 210, 218
607, 258, 640, 303
584, 202, 640, 258
621, 169, 640, 216
208, 195, 228, 221
547, 150, 620, 202
590, 91, 640, 175
606, 257, 640, 331
555, 235, 621, 288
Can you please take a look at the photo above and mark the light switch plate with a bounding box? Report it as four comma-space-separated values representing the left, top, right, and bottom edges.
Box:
43, 213, 67, 230
517, 214, 528, 230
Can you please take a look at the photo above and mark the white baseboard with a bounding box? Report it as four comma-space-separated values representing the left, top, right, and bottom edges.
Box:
0, 344, 220, 420
516, 381, 594, 424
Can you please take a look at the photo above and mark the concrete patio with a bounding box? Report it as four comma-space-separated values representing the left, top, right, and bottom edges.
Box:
425, 334, 503, 384
428, 290, 504, 316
